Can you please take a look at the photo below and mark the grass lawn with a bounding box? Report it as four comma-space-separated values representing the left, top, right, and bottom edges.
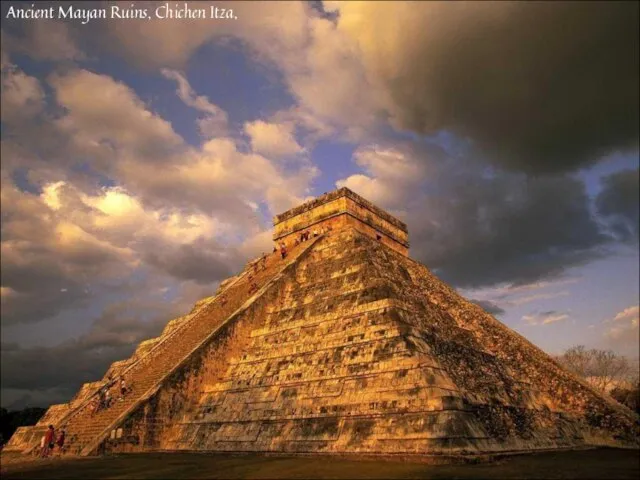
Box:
1, 448, 639, 479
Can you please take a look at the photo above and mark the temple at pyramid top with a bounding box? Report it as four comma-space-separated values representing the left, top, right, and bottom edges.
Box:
273, 187, 410, 255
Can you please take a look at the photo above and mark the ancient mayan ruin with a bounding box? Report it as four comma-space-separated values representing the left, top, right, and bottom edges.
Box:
6, 187, 639, 459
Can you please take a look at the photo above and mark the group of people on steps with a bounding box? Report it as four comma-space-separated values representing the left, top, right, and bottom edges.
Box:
35, 375, 132, 457
38, 425, 65, 457
273, 225, 328, 260
90, 376, 131, 415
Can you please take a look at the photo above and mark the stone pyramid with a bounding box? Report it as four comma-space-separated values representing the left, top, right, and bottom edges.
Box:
7, 188, 638, 459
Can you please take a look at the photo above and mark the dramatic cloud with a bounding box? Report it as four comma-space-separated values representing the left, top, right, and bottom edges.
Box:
0, 291, 203, 408
605, 305, 639, 352
160, 68, 229, 138
337, 145, 430, 215
81, 1, 379, 140
522, 311, 570, 326
1, 64, 318, 330
0, 61, 45, 124
244, 120, 304, 159
329, 1, 639, 172
461, 278, 580, 322
415, 173, 608, 287
60, 69, 314, 217
50, 69, 185, 166
142, 239, 235, 286
613, 306, 640, 322
596, 169, 639, 242
1, 167, 274, 327
1, 179, 132, 325
485, 278, 581, 296
6, 2, 639, 170
502, 291, 571, 308
1, 67, 316, 221
338, 143, 608, 288
2, 19, 84, 61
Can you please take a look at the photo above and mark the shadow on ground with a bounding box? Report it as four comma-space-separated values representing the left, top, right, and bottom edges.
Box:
1, 448, 639, 479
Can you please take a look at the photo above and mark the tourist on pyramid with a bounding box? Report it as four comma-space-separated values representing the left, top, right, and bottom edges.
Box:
98, 388, 106, 411
104, 389, 112, 409
41, 425, 55, 457
280, 242, 287, 259
90, 396, 99, 415
120, 377, 128, 401
55, 429, 65, 454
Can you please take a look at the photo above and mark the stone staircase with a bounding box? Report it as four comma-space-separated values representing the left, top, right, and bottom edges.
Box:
36, 237, 322, 456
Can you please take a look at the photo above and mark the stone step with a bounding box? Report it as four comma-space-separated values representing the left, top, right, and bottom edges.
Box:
266, 282, 402, 322
284, 267, 372, 299
297, 246, 370, 272
54, 238, 323, 456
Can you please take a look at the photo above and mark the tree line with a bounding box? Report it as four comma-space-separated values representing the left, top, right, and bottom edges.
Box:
0, 407, 47, 448
554, 345, 639, 414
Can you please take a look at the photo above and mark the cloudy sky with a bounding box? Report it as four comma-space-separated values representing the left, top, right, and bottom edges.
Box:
1, 1, 638, 410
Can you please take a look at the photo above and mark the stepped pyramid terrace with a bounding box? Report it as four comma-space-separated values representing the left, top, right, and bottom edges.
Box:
5, 187, 639, 460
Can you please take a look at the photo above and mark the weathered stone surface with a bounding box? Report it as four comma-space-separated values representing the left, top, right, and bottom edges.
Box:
8, 188, 638, 459
273, 187, 409, 256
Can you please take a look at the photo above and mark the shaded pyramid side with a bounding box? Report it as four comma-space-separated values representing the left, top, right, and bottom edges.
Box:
99, 228, 638, 457
401, 252, 639, 447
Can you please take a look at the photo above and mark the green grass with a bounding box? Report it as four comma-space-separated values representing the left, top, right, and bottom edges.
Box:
2, 448, 639, 479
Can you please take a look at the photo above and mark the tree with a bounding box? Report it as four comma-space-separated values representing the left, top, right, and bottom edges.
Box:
556, 345, 591, 378
555, 345, 637, 394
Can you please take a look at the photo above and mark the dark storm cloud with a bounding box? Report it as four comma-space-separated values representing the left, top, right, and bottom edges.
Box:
75, 301, 169, 350
143, 238, 236, 285
361, 1, 639, 172
2, 388, 76, 411
0, 183, 115, 325
410, 172, 608, 288
0, 279, 89, 327
596, 168, 640, 242
340, 137, 613, 289
0, 299, 178, 408
1, 341, 134, 392
0, 13, 85, 62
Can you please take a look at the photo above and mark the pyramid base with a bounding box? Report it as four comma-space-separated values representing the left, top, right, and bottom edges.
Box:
96, 444, 640, 465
